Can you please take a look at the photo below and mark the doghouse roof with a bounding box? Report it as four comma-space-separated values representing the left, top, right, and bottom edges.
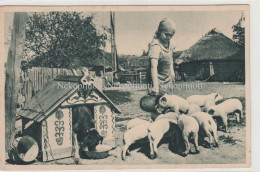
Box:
17, 75, 121, 122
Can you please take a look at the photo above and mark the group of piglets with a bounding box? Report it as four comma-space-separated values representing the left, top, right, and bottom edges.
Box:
122, 93, 243, 160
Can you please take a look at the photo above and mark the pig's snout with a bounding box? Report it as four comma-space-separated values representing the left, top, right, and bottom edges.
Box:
155, 104, 164, 113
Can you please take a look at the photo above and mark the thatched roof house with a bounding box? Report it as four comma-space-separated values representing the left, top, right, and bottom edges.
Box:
176, 28, 245, 82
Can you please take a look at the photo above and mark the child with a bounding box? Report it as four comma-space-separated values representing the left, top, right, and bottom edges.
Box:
147, 18, 176, 96
146, 18, 176, 121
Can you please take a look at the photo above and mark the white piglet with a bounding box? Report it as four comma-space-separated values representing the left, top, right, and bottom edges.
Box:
155, 94, 190, 114
187, 104, 201, 116
155, 112, 179, 122
122, 123, 151, 160
148, 118, 177, 159
208, 98, 243, 132
186, 93, 223, 107
203, 97, 216, 112
127, 118, 150, 130
191, 112, 218, 148
177, 115, 200, 156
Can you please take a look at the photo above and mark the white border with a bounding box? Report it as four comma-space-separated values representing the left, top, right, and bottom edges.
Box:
0, 0, 259, 172
0, 0, 253, 6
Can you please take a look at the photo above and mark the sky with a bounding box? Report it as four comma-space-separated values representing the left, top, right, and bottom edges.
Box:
4, 10, 244, 57
91, 11, 243, 55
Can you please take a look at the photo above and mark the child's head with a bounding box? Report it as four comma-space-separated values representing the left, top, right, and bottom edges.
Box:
155, 18, 176, 42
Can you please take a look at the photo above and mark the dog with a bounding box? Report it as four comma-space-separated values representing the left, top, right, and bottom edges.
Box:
72, 106, 103, 162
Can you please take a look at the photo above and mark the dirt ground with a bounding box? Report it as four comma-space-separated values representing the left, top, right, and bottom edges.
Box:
7, 81, 247, 165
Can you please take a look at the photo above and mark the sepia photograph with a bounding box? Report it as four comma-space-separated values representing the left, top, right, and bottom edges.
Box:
0, 5, 250, 170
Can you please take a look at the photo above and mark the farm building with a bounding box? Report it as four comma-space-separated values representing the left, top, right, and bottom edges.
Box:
175, 28, 245, 82
16, 74, 120, 162
117, 51, 183, 83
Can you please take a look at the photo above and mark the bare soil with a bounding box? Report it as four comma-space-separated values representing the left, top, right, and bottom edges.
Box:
7, 81, 247, 165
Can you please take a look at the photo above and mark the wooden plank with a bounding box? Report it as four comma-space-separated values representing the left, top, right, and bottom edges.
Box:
24, 80, 28, 101
18, 81, 55, 117
28, 70, 33, 100
38, 83, 73, 107
41, 67, 44, 88
36, 67, 38, 92
49, 68, 53, 81
35, 67, 37, 91
18, 81, 73, 120
35, 88, 78, 122
121, 74, 139, 76
54, 75, 81, 82
43, 68, 45, 87
38, 67, 40, 91
33, 67, 36, 92
32, 67, 35, 90
27, 81, 30, 101
51, 67, 53, 78
40, 67, 42, 90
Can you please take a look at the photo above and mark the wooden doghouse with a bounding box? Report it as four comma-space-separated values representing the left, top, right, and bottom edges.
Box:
17, 74, 120, 162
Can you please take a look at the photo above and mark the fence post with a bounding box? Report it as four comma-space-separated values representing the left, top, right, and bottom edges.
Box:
139, 72, 142, 83
5, 12, 28, 152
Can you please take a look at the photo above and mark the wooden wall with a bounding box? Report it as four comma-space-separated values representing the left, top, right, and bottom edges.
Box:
181, 60, 245, 82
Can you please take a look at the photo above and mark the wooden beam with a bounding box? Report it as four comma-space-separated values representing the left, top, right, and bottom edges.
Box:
5, 12, 28, 152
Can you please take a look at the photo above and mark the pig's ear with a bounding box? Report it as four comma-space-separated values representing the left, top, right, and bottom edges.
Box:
208, 109, 215, 115
161, 97, 167, 104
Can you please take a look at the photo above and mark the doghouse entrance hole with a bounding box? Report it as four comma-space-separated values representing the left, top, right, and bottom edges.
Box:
72, 105, 95, 119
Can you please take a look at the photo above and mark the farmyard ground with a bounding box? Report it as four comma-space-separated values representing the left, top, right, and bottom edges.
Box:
7, 81, 247, 165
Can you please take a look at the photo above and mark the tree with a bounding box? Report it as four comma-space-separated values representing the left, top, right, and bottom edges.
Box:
232, 13, 245, 47
5, 12, 28, 151
23, 12, 108, 69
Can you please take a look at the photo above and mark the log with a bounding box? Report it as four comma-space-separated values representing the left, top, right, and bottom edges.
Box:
5, 12, 28, 152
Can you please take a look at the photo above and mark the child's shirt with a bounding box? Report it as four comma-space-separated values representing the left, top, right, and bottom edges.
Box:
147, 38, 176, 95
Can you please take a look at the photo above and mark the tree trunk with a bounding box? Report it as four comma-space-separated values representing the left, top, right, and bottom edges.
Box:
5, 12, 28, 152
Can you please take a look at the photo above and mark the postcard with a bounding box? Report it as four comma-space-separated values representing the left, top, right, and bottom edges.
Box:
0, 5, 250, 170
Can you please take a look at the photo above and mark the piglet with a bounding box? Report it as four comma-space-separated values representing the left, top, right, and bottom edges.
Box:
177, 115, 200, 156
191, 112, 218, 148
155, 94, 189, 114
186, 93, 223, 107
148, 118, 177, 159
207, 98, 243, 132
122, 123, 151, 160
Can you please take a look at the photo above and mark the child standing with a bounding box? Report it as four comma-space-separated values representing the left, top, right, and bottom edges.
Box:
146, 18, 176, 121
147, 18, 176, 96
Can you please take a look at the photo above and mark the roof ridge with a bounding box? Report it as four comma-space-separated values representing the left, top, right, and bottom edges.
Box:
176, 28, 244, 63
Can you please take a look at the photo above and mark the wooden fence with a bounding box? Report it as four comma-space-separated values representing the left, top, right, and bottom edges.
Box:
119, 70, 182, 84
119, 72, 147, 84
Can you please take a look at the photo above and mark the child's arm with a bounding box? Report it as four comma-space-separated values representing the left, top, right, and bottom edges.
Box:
171, 42, 176, 82
150, 59, 159, 95
170, 58, 175, 82
148, 45, 161, 95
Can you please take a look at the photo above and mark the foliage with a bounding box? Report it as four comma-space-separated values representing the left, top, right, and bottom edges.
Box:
232, 13, 245, 47
22, 12, 109, 69
118, 55, 147, 71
